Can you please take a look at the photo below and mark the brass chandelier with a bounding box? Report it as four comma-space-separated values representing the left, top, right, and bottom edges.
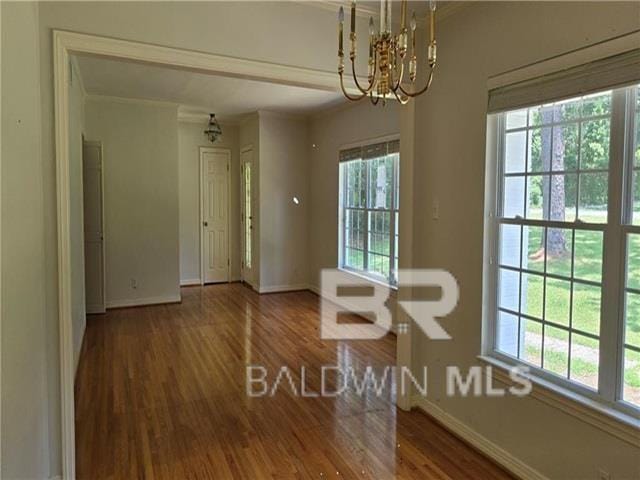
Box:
338, 0, 437, 105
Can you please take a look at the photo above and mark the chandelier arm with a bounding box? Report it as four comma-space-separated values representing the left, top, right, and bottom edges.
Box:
391, 87, 410, 105
398, 67, 435, 98
339, 72, 368, 101
391, 60, 405, 92
350, 54, 377, 94
369, 91, 380, 106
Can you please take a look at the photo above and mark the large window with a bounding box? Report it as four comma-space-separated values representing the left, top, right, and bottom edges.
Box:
339, 139, 399, 285
488, 83, 640, 412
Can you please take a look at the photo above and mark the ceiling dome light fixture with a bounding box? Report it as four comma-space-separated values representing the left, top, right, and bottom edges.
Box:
337, 0, 437, 106
204, 113, 222, 143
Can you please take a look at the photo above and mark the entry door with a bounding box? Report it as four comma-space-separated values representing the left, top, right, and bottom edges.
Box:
83, 140, 106, 313
240, 148, 254, 286
201, 148, 230, 284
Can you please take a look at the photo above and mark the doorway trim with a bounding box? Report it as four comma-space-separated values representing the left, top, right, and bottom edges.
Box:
53, 29, 392, 480
239, 145, 254, 288
199, 146, 231, 285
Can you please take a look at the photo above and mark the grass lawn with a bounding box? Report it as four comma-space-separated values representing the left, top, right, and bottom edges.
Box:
516, 211, 640, 390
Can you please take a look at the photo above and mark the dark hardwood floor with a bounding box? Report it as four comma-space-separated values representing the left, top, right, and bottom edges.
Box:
75, 283, 513, 479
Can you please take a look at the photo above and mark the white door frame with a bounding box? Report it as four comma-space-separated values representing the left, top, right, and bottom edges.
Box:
240, 145, 254, 286
83, 140, 106, 313
53, 30, 381, 479
199, 146, 231, 285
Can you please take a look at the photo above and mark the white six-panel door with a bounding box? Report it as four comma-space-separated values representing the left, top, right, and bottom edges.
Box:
83, 140, 106, 313
200, 148, 230, 284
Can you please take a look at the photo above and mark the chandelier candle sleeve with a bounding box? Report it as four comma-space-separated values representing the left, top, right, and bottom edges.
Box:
350, 1, 356, 34
337, 0, 437, 105
338, 6, 344, 55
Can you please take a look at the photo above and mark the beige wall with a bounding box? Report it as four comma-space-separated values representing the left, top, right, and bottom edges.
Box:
1, 2, 51, 478
257, 112, 310, 291
411, 2, 640, 479
178, 121, 241, 284
85, 98, 180, 307
308, 102, 400, 290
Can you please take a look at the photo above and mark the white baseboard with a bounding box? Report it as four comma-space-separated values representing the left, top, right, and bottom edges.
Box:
180, 278, 202, 287
412, 396, 548, 480
86, 304, 106, 314
106, 294, 181, 309
258, 284, 310, 294
308, 284, 320, 295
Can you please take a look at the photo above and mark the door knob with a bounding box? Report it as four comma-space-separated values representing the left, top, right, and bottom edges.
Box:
203, 221, 208, 227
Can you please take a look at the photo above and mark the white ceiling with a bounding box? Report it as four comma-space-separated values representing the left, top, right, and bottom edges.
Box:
74, 54, 346, 122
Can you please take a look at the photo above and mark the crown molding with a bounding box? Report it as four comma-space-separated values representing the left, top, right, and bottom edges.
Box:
301, 1, 469, 25
296, 0, 377, 19
85, 93, 178, 108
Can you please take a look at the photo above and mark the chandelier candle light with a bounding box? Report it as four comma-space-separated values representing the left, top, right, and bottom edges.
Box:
338, 0, 437, 105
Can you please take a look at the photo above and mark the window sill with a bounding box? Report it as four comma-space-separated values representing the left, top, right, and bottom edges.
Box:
478, 355, 640, 446
337, 267, 398, 296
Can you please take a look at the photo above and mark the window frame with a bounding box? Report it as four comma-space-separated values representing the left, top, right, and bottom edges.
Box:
338, 135, 400, 287
484, 85, 640, 417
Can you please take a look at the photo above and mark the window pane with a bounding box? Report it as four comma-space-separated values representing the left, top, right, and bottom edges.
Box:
581, 91, 611, 117
574, 230, 603, 283
345, 160, 366, 208
623, 348, 640, 407
545, 227, 572, 278
520, 273, 543, 320
345, 209, 365, 249
499, 268, 520, 312
499, 224, 521, 268
497, 311, 519, 357
367, 253, 389, 278
633, 170, 639, 226
545, 278, 571, 327
635, 110, 640, 167
626, 292, 640, 350
527, 127, 551, 172
553, 96, 582, 122
345, 248, 364, 270
580, 118, 610, 170
526, 175, 545, 219
572, 283, 601, 336
506, 109, 527, 130
627, 234, 640, 291
505, 131, 527, 173
570, 334, 599, 390
368, 156, 393, 209
578, 172, 608, 223
544, 326, 569, 377
550, 174, 577, 222
557, 123, 579, 171
522, 319, 542, 367
503, 176, 525, 218
521, 226, 545, 273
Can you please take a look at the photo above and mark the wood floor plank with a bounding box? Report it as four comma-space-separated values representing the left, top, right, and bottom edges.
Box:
75, 283, 514, 479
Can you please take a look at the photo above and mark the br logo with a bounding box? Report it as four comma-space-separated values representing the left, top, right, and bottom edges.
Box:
319, 269, 459, 340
